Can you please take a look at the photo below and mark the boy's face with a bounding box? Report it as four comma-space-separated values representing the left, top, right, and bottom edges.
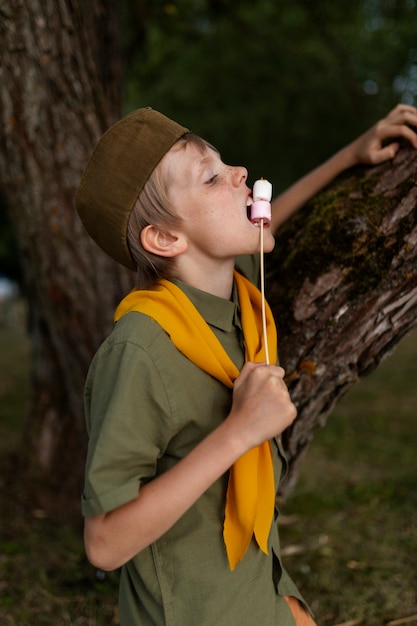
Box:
161, 141, 276, 264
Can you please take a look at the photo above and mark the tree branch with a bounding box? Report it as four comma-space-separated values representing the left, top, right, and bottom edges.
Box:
268, 145, 417, 496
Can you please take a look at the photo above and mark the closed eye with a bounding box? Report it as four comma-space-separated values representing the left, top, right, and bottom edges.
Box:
205, 174, 218, 185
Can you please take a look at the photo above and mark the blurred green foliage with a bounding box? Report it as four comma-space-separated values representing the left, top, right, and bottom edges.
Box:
122, 0, 417, 190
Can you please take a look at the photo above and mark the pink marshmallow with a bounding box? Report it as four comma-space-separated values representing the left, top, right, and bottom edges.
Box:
250, 200, 271, 223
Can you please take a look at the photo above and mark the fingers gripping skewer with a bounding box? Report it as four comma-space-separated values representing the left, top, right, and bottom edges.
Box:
250, 179, 272, 365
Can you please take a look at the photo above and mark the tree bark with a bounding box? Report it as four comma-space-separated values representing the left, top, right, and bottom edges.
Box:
270, 145, 417, 497
0, 0, 133, 520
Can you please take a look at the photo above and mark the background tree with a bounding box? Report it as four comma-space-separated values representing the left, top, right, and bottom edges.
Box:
0, 0, 416, 519
0, 1, 132, 519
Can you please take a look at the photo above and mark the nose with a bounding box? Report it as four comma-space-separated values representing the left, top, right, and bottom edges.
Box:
230, 165, 248, 187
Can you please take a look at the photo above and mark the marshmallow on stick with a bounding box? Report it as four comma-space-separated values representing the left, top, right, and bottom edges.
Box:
250, 178, 272, 224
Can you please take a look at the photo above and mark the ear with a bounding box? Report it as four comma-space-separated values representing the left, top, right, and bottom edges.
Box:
140, 224, 188, 258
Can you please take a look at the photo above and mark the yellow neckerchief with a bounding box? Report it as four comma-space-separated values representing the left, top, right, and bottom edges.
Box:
114, 270, 277, 570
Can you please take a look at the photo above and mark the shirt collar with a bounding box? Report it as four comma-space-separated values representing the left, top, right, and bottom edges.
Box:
170, 278, 241, 332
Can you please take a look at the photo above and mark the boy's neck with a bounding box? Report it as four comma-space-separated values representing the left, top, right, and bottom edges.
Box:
172, 258, 235, 300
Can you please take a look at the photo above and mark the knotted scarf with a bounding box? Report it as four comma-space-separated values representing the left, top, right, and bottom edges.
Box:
114, 270, 278, 570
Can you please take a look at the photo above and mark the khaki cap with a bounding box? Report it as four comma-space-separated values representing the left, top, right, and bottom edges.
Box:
75, 107, 188, 270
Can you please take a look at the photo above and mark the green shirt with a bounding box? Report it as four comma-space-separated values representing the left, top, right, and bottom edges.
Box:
82, 255, 306, 625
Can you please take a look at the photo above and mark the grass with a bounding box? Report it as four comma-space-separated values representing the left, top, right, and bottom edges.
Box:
0, 304, 416, 625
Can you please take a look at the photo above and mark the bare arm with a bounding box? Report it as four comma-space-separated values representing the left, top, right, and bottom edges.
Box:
270, 104, 417, 233
84, 362, 297, 571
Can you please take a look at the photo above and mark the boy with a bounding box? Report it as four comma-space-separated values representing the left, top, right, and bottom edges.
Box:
76, 105, 417, 625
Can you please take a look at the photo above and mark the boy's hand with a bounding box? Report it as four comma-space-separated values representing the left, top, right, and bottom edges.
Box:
227, 362, 297, 451
349, 103, 417, 166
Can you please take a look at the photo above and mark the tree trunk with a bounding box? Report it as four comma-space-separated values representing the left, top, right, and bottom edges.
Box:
270, 145, 417, 497
0, 1, 133, 520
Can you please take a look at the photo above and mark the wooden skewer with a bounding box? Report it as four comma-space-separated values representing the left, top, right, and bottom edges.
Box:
259, 218, 270, 364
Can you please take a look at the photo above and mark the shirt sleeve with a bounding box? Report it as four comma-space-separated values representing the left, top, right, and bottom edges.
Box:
82, 324, 176, 517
